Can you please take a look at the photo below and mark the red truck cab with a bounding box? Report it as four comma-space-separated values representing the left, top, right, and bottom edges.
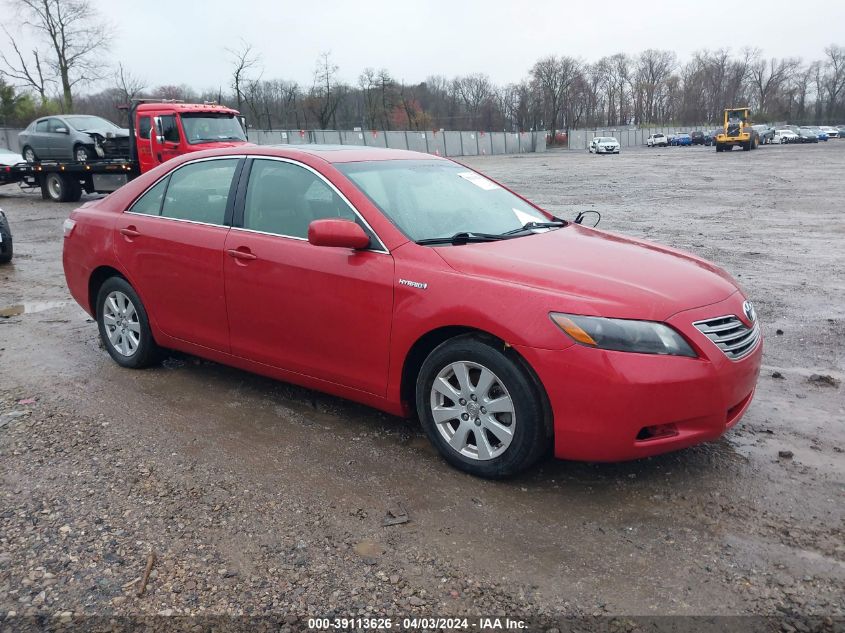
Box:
133, 102, 249, 174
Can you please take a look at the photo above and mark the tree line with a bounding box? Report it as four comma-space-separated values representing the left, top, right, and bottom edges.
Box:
1, 0, 843, 134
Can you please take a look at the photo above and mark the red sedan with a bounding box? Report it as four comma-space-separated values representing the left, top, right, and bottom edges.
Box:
62, 146, 762, 478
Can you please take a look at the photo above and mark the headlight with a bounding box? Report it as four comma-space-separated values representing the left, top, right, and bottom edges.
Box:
550, 313, 696, 357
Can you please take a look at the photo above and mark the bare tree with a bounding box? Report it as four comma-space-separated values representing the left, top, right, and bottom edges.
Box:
530, 56, 580, 134
227, 40, 261, 112
749, 51, 799, 116
113, 63, 145, 104
309, 52, 345, 129
0, 24, 54, 105
823, 44, 845, 119
4, 0, 110, 111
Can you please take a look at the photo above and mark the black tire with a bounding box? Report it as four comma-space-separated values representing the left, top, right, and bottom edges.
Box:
41, 173, 82, 202
415, 335, 549, 479
73, 144, 94, 162
96, 277, 162, 369
22, 146, 38, 163
0, 212, 12, 264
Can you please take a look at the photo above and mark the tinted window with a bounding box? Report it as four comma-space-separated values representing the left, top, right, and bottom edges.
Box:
159, 115, 180, 143
243, 159, 356, 238
160, 159, 238, 225
47, 118, 65, 132
35, 120, 49, 133
129, 178, 168, 215
138, 116, 151, 140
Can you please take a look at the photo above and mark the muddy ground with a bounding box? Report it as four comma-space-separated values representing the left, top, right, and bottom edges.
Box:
0, 142, 843, 626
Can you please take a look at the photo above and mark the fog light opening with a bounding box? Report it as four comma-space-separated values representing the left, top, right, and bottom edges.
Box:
636, 423, 679, 441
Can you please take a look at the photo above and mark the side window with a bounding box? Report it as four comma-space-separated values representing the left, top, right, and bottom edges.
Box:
243, 159, 357, 239
160, 115, 180, 143
160, 159, 238, 225
35, 120, 49, 133
129, 178, 168, 216
47, 118, 64, 132
138, 116, 151, 140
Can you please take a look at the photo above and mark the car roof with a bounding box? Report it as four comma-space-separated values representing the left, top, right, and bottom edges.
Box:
196, 144, 445, 164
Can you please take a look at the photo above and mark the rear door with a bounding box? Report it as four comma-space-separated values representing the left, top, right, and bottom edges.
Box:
113, 157, 243, 352
222, 157, 394, 395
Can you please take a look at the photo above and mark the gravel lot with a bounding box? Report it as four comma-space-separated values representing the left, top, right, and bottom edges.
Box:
1, 142, 843, 628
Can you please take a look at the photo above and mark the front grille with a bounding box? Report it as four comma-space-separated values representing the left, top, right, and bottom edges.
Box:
693, 315, 760, 360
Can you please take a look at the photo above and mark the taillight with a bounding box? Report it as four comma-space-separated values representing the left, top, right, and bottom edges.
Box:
63, 218, 76, 238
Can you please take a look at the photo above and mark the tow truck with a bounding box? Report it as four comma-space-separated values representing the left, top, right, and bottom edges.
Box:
0, 100, 249, 202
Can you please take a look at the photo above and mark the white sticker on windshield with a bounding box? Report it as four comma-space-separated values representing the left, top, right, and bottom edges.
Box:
513, 208, 539, 225
457, 171, 500, 191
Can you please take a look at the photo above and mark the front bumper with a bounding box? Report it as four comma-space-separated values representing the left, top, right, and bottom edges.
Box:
516, 293, 763, 462
596, 146, 619, 153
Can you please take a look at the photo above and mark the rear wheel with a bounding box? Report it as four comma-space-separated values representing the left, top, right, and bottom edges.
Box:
22, 146, 37, 163
41, 173, 82, 202
96, 277, 162, 369
416, 335, 549, 478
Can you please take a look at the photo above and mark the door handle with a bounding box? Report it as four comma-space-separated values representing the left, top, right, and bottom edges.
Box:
120, 227, 140, 238
227, 248, 257, 261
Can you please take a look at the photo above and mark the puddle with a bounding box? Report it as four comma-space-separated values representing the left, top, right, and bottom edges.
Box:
0, 301, 68, 317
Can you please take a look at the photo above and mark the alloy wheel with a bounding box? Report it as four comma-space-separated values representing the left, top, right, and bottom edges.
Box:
102, 290, 141, 356
429, 361, 516, 461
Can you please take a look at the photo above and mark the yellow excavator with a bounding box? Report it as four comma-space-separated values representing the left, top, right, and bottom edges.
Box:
715, 107, 760, 152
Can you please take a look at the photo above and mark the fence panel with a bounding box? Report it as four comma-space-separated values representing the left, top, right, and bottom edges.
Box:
444, 131, 463, 156
459, 131, 479, 156
490, 133, 506, 154
340, 130, 366, 146
476, 132, 492, 155
363, 130, 387, 147
426, 131, 446, 156
0, 128, 24, 152
405, 131, 428, 153
385, 131, 407, 150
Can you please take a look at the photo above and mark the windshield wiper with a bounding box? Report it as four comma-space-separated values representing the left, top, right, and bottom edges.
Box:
500, 220, 565, 236
416, 231, 511, 246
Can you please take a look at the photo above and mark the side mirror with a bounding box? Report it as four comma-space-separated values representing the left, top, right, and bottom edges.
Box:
574, 210, 601, 228
54, 126, 68, 134
308, 219, 370, 249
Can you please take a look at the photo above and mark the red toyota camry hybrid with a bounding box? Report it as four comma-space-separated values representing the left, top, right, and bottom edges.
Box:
62, 145, 762, 478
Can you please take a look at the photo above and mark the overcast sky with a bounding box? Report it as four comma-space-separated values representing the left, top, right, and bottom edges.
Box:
5, 0, 845, 91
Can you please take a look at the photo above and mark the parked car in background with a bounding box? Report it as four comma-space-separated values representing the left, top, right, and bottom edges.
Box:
18, 115, 130, 163
0, 147, 23, 184
690, 131, 706, 145
772, 129, 798, 144
819, 125, 839, 138
796, 128, 819, 143
751, 125, 775, 144
801, 126, 828, 141
589, 136, 621, 154
703, 131, 714, 146
62, 145, 762, 478
671, 133, 692, 146
0, 209, 12, 264
646, 133, 668, 147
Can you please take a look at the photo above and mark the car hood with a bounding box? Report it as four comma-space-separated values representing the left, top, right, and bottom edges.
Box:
78, 126, 129, 138
434, 224, 739, 321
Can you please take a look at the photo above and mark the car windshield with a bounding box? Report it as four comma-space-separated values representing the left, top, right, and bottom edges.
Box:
64, 115, 120, 131
598, 137, 616, 142
338, 159, 550, 242
181, 114, 246, 144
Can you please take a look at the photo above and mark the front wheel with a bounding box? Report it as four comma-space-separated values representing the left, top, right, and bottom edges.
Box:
96, 277, 162, 368
74, 144, 94, 162
416, 335, 549, 478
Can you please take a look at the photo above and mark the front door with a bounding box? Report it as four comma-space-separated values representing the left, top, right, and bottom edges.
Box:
136, 115, 156, 174
223, 158, 394, 395
113, 157, 242, 352
150, 113, 184, 166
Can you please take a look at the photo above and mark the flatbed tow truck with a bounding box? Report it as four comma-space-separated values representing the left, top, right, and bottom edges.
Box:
0, 100, 248, 202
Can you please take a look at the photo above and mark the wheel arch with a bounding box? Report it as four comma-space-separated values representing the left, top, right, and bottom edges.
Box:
88, 265, 127, 318
400, 325, 553, 437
